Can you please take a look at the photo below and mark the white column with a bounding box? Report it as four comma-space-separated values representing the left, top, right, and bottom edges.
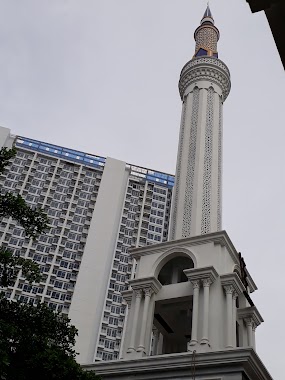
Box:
245, 317, 253, 347
224, 285, 234, 348
137, 288, 153, 352
120, 297, 132, 358
189, 280, 200, 347
201, 278, 212, 345
127, 289, 142, 352
152, 328, 160, 356
232, 292, 238, 347
252, 322, 256, 350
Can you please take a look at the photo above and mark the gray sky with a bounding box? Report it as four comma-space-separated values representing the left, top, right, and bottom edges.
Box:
0, 1, 284, 378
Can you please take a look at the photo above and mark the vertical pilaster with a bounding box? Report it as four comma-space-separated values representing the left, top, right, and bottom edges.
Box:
232, 292, 238, 347
252, 323, 256, 350
184, 267, 218, 350
200, 278, 212, 345
127, 289, 142, 352
245, 318, 253, 347
189, 280, 200, 347
137, 288, 154, 352
224, 285, 234, 348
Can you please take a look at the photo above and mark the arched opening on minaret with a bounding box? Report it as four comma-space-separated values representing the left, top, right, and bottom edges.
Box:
158, 256, 194, 285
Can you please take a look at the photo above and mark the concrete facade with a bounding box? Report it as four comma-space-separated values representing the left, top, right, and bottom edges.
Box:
0, 130, 174, 364
169, 10, 231, 240
84, 348, 273, 380
120, 231, 262, 360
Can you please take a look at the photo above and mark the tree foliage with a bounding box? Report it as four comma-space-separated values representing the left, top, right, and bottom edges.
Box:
0, 192, 48, 238
0, 146, 48, 287
0, 296, 100, 380
0, 147, 48, 239
0, 247, 41, 288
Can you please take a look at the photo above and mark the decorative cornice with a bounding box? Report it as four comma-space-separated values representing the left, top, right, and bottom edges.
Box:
83, 348, 273, 380
237, 306, 264, 327
128, 230, 257, 294
179, 57, 231, 101
184, 266, 218, 284
181, 56, 230, 77
128, 276, 162, 294
220, 273, 246, 295
130, 231, 233, 259
121, 289, 133, 306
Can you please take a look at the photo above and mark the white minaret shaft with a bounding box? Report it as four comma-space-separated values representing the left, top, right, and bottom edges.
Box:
170, 6, 231, 240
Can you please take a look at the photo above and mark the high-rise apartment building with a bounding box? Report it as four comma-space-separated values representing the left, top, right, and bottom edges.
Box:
0, 126, 174, 362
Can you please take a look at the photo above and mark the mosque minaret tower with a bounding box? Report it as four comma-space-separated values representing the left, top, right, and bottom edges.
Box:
87, 6, 274, 380
170, 5, 231, 240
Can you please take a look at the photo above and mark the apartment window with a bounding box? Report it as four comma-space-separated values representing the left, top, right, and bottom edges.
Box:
9, 238, 23, 247
109, 317, 118, 326
7, 173, 20, 180
102, 352, 113, 361
77, 199, 89, 208
113, 294, 122, 303
75, 208, 87, 216
13, 228, 24, 237
70, 224, 83, 232
106, 328, 117, 338
34, 172, 46, 179
81, 184, 93, 192
79, 192, 91, 200
60, 260, 69, 268
104, 340, 115, 349
4, 180, 16, 189
111, 305, 120, 315
127, 213, 135, 220
28, 187, 41, 195
65, 242, 79, 250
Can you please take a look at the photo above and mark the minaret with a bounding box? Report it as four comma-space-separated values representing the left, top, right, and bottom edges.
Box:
170, 5, 231, 240
89, 8, 273, 380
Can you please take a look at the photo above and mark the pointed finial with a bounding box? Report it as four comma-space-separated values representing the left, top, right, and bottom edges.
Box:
202, 3, 214, 24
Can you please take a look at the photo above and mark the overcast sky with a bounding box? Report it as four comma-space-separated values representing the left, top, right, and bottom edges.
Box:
0, 1, 284, 378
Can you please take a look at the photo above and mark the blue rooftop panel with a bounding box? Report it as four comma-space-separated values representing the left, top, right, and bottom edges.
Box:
15, 136, 106, 169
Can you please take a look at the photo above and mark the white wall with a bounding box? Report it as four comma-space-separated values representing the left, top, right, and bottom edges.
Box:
69, 157, 129, 364
0, 126, 14, 148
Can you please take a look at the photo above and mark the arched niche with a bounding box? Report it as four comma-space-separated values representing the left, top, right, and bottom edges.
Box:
233, 264, 241, 276
153, 247, 196, 285
158, 256, 194, 285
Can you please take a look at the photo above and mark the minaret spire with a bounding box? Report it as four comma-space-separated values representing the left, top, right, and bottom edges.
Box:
169, 7, 231, 240
203, 3, 213, 21
194, 4, 220, 58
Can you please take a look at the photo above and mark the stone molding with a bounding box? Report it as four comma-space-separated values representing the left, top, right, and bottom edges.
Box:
180, 56, 230, 81
179, 57, 231, 102
134, 289, 143, 298
237, 306, 264, 327
129, 231, 257, 294
184, 265, 218, 285
220, 273, 246, 295
121, 289, 133, 308
129, 276, 162, 294
84, 348, 274, 380
143, 288, 154, 297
